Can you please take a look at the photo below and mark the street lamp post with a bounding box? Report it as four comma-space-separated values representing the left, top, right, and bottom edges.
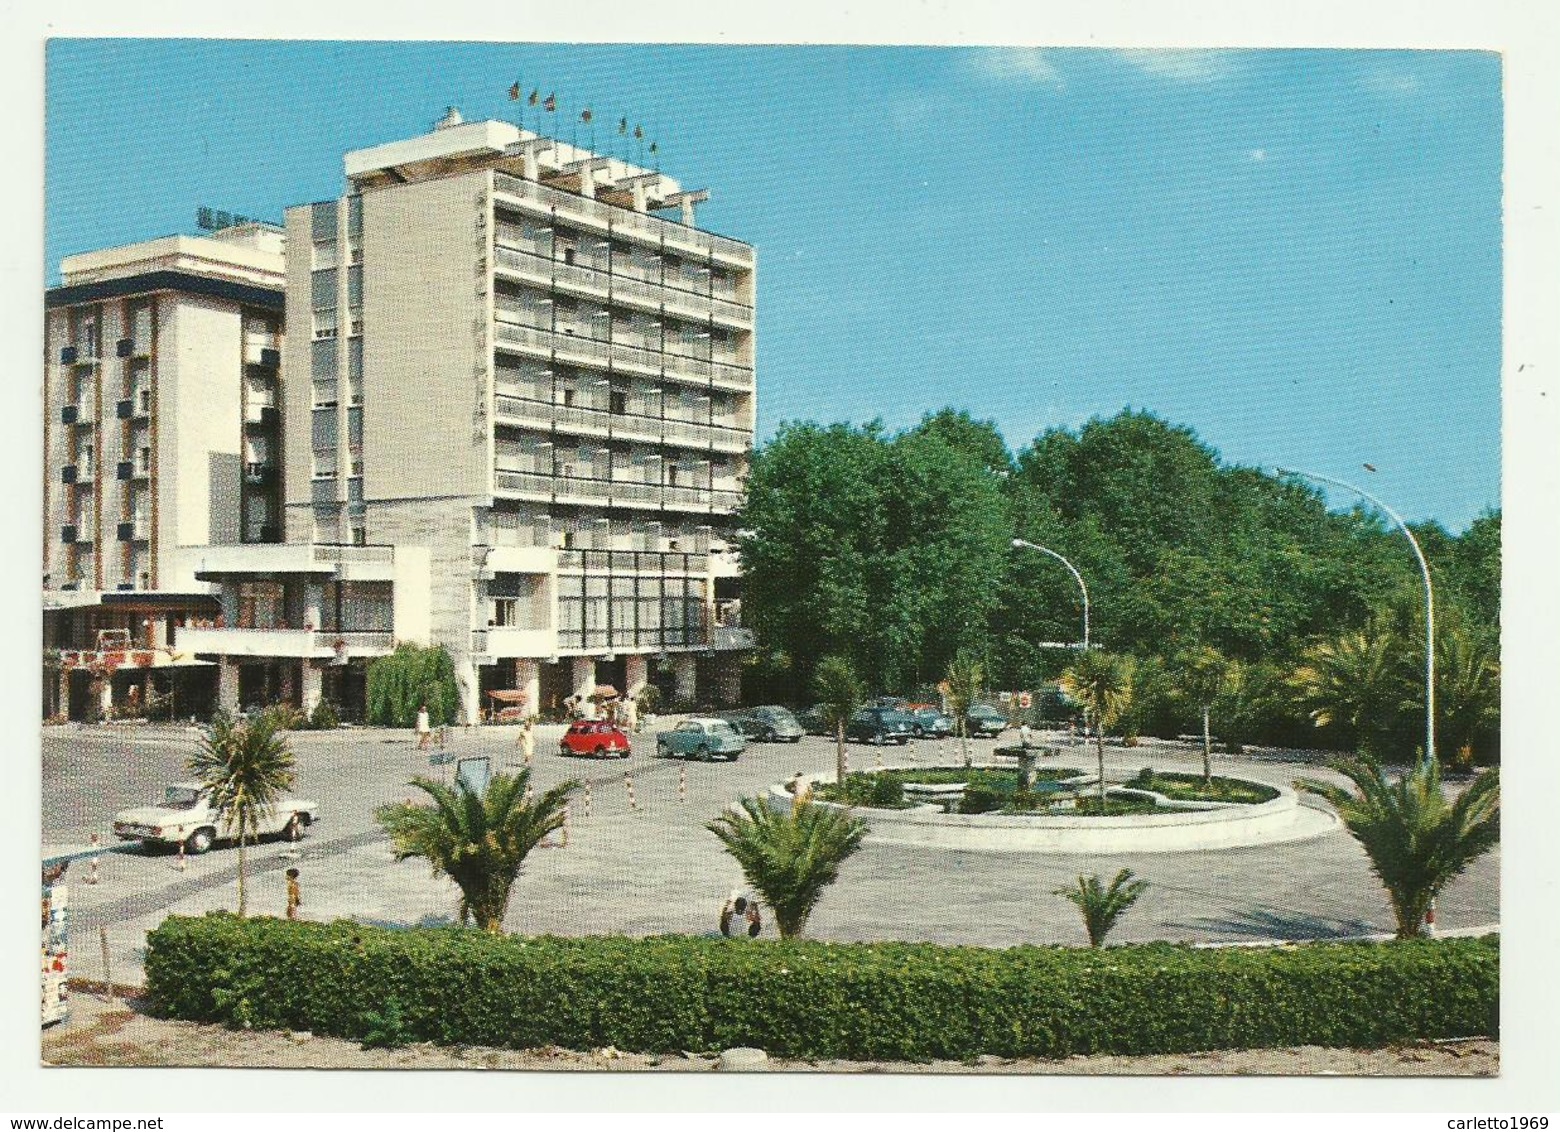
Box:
1011, 539, 1090, 651
1275, 467, 1435, 764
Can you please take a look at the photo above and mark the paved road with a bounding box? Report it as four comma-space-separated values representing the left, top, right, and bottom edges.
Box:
42, 722, 1499, 986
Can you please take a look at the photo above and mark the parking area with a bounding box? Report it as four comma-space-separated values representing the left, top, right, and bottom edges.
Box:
43, 722, 1499, 986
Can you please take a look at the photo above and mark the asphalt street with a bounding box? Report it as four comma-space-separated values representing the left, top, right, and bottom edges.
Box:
41, 721, 1500, 986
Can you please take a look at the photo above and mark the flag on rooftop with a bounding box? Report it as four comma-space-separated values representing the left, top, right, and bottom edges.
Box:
508, 81, 520, 101
543, 93, 556, 112
581, 108, 593, 123
528, 89, 539, 106
634, 124, 643, 139
618, 117, 628, 135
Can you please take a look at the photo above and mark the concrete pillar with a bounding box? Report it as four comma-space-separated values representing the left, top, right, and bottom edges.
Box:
523, 150, 539, 181
301, 664, 323, 714
303, 581, 325, 634
515, 658, 541, 719
680, 198, 697, 226
459, 658, 481, 726
219, 660, 239, 714
572, 656, 596, 718
631, 182, 647, 213
625, 654, 648, 701
673, 654, 697, 707
279, 664, 296, 707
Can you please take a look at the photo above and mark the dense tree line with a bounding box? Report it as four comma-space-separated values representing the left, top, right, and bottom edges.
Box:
737, 409, 1500, 764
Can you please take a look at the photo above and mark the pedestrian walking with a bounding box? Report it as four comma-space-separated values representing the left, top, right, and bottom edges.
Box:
285, 867, 302, 920
416, 704, 432, 750
520, 716, 536, 766
720, 889, 762, 938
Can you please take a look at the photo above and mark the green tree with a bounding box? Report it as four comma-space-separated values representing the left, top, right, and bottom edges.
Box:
187, 709, 297, 916
707, 795, 868, 938
376, 769, 577, 932
1059, 650, 1134, 807
1055, 868, 1149, 947
813, 655, 864, 785
1433, 621, 1501, 769
1175, 645, 1231, 783
1297, 755, 1499, 939
366, 643, 461, 728
942, 648, 984, 768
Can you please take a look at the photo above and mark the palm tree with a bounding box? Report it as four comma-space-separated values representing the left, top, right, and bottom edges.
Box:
1055, 868, 1149, 947
376, 769, 577, 932
942, 648, 984, 768
1059, 650, 1134, 808
187, 708, 297, 917
1297, 754, 1499, 939
1176, 645, 1230, 784
1434, 622, 1500, 771
707, 795, 867, 938
1290, 622, 1406, 758
813, 655, 864, 786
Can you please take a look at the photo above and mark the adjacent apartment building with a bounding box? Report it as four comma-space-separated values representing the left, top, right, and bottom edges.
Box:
110, 109, 756, 724
42, 225, 286, 720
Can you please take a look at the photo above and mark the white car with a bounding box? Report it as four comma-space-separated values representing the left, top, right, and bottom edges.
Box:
112, 781, 319, 854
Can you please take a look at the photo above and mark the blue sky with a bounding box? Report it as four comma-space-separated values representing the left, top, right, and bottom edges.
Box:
45, 41, 1502, 530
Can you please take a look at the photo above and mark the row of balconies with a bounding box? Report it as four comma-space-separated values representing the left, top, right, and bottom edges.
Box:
493, 243, 752, 330
59, 393, 153, 425
492, 171, 754, 270
493, 224, 747, 302
59, 339, 144, 365
494, 467, 743, 513
60, 460, 149, 484
173, 625, 394, 660
59, 519, 148, 543
493, 395, 750, 455
493, 319, 752, 392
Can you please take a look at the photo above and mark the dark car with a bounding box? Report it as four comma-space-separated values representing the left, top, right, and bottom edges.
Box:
845, 707, 913, 745
725, 705, 804, 743
903, 705, 955, 739
797, 705, 832, 736
965, 703, 1009, 738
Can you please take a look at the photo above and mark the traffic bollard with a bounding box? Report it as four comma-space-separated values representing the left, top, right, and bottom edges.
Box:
87, 833, 100, 885
583, 780, 593, 819
625, 770, 637, 811
679, 765, 687, 803
175, 841, 186, 872
561, 803, 570, 848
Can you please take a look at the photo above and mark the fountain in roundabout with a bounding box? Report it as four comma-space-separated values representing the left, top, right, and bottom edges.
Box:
766, 746, 1339, 854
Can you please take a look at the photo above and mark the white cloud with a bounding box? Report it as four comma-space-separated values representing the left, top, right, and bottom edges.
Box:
1358, 69, 1422, 97
966, 47, 1066, 89
1112, 49, 1239, 83
1248, 148, 1267, 162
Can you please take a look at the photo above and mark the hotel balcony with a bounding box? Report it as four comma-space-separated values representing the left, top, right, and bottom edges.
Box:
492, 395, 751, 455
174, 625, 395, 660
186, 542, 396, 583
493, 313, 753, 393
470, 626, 558, 661
492, 171, 754, 272
493, 243, 753, 331
493, 468, 743, 514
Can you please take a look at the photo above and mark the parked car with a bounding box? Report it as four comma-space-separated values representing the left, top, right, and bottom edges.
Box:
845, 707, 914, 745
655, 717, 747, 761
903, 705, 955, 739
725, 705, 805, 743
558, 719, 631, 758
797, 705, 832, 736
964, 703, 1009, 738
112, 782, 319, 855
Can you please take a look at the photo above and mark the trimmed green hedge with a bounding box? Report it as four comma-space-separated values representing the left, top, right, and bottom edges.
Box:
145, 915, 1497, 1060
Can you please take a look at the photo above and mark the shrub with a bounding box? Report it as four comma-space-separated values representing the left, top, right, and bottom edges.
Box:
306, 699, 341, 731
958, 786, 1002, 814
145, 916, 1499, 1060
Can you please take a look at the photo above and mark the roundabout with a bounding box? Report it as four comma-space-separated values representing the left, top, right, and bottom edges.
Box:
767, 759, 1339, 854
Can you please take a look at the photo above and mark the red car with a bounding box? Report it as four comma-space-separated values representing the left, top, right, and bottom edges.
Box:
558, 720, 632, 759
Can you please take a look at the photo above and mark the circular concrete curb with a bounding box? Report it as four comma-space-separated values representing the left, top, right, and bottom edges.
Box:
768, 769, 1340, 854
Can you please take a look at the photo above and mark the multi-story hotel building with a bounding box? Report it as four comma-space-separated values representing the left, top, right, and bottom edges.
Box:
173, 109, 756, 722
42, 225, 287, 720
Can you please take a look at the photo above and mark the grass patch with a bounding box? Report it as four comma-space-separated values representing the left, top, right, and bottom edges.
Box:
1126, 770, 1279, 804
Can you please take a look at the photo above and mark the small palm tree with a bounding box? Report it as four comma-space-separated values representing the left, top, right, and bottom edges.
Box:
187, 709, 297, 917
376, 769, 577, 932
707, 795, 867, 938
1055, 868, 1149, 947
1290, 623, 1405, 758
1297, 753, 1499, 939
1176, 645, 1230, 784
943, 648, 984, 768
1059, 650, 1134, 808
813, 655, 864, 786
